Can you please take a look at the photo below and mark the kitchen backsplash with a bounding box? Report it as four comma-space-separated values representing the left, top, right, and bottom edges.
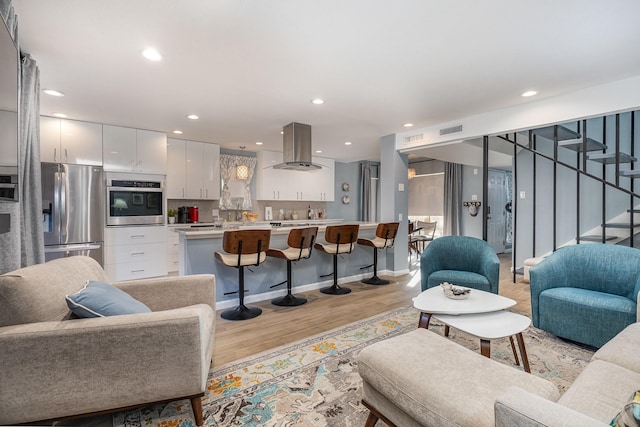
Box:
167, 199, 329, 223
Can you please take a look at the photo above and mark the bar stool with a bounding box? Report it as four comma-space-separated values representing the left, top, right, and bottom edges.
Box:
215, 229, 271, 321
314, 224, 360, 295
266, 227, 318, 306
357, 222, 399, 285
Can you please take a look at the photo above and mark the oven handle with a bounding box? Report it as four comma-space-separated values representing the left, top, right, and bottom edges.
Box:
107, 186, 165, 193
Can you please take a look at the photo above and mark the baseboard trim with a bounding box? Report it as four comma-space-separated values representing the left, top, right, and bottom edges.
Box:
215, 270, 405, 310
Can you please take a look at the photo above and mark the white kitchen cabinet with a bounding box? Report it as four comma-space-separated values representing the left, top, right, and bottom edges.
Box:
256, 150, 288, 200
167, 227, 180, 273
104, 225, 168, 282
0, 111, 17, 167
40, 117, 102, 165
184, 140, 220, 200
256, 151, 335, 201
103, 125, 167, 173
166, 138, 186, 199
137, 130, 167, 174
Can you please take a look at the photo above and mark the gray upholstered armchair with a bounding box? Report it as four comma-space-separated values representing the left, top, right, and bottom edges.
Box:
0, 256, 215, 425
420, 235, 500, 293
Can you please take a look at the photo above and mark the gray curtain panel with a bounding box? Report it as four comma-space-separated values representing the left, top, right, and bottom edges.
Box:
443, 162, 462, 235
360, 162, 371, 222
19, 53, 45, 266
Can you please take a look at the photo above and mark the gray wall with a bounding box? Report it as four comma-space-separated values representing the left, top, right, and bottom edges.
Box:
460, 165, 483, 238
327, 161, 360, 221
380, 134, 408, 272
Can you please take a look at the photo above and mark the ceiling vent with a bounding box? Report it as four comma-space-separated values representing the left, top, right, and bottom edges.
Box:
440, 124, 463, 136
404, 134, 424, 144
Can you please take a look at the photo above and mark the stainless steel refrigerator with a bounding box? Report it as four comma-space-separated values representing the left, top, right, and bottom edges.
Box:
41, 163, 105, 265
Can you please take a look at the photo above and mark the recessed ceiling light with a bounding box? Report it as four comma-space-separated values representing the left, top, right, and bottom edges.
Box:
43, 89, 64, 97
280, 131, 284, 135
187, 114, 199, 120
522, 90, 537, 97
52, 112, 67, 118
344, 141, 352, 146
403, 123, 414, 128
142, 48, 162, 61
255, 141, 263, 145
315, 150, 323, 153
311, 98, 325, 105
173, 130, 183, 134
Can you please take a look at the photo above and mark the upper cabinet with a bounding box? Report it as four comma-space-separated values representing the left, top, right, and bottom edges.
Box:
40, 117, 102, 165
167, 138, 220, 200
103, 125, 167, 174
256, 150, 335, 201
166, 138, 186, 198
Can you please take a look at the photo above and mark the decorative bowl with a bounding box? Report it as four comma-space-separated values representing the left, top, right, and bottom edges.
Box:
440, 282, 471, 300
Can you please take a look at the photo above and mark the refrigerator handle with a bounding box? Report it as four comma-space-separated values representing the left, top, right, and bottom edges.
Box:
53, 171, 61, 241
60, 170, 68, 241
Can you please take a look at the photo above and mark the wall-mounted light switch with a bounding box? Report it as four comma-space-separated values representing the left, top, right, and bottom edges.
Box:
471, 195, 477, 201
398, 183, 405, 191
519, 191, 526, 199
398, 213, 403, 221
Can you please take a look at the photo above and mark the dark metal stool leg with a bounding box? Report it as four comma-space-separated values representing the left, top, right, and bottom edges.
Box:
221, 267, 262, 320
272, 260, 307, 306
321, 254, 351, 295
361, 247, 390, 285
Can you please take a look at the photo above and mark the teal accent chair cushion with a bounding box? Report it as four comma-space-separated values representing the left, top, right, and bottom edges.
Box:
65, 280, 151, 318
530, 244, 640, 348
420, 236, 500, 294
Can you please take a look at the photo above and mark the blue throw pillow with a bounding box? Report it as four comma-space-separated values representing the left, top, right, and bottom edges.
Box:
65, 280, 151, 318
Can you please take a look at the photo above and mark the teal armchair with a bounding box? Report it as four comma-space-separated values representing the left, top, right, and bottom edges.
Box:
420, 236, 500, 294
530, 244, 640, 348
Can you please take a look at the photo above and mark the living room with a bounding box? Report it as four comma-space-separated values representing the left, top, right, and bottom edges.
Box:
1, 2, 640, 426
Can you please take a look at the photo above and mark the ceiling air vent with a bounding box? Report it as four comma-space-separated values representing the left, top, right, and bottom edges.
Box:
440, 124, 463, 136
404, 134, 424, 144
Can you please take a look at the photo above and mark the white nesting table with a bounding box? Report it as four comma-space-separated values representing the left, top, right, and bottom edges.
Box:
413, 286, 531, 372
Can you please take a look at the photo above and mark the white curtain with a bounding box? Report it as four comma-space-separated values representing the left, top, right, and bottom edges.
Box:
219, 154, 235, 209
19, 53, 44, 266
242, 156, 257, 210
219, 154, 257, 210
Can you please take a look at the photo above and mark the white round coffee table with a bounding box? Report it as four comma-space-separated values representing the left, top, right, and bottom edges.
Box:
412, 286, 531, 372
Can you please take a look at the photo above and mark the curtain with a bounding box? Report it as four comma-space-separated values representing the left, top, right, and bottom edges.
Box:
19, 53, 44, 266
241, 156, 257, 210
361, 162, 371, 221
443, 162, 462, 236
219, 154, 235, 209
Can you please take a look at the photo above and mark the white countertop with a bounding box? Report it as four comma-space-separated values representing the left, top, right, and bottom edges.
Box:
174, 220, 379, 239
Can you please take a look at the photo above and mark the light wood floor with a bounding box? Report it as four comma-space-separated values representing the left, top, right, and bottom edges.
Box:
212, 253, 530, 366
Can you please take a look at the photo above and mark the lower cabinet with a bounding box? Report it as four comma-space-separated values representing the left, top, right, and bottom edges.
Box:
167, 227, 180, 273
104, 225, 168, 282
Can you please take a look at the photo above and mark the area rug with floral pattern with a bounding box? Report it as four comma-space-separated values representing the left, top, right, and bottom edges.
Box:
113, 306, 594, 427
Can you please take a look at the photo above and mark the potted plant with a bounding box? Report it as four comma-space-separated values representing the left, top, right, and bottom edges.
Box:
167, 208, 177, 224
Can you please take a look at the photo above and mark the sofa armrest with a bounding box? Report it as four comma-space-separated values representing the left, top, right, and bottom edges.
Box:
495, 386, 608, 427
0, 305, 215, 425
114, 274, 215, 312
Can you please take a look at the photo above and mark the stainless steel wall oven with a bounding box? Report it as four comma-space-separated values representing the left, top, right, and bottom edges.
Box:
106, 173, 165, 226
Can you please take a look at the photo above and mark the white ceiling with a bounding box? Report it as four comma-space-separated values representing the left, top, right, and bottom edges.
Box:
11, 0, 640, 163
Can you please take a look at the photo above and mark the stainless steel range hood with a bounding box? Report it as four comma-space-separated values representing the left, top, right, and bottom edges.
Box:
274, 122, 322, 170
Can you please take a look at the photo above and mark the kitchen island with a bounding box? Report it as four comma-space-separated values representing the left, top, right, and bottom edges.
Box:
175, 221, 391, 308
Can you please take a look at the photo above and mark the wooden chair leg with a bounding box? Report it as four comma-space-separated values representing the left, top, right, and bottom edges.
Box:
191, 395, 204, 426
365, 411, 379, 427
